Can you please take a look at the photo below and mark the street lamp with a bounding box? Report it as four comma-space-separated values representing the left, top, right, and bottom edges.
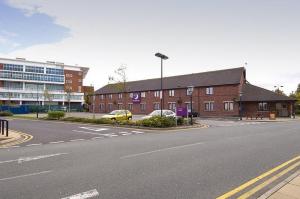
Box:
239, 91, 243, 120
155, 52, 168, 117
36, 84, 39, 118
187, 86, 194, 125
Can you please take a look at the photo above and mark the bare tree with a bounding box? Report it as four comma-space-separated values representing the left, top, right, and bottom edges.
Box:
108, 65, 128, 117
43, 88, 53, 111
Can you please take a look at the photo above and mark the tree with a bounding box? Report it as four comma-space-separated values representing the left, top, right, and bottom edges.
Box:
108, 65, 128, 117
66, 87, 72, 112
43, 88, 53, 111
274, 88, 286, 96
296, 84, 300, 93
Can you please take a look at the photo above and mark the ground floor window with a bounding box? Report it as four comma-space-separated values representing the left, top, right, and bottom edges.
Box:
204, 102, 214, 111
168, 102, 176, 112
140, 103, 146, 111
108, 103, 113, 111
224, 101, 234, 111
118, 103, 123, 110
258, 102, 268, 111
128, 103, 133, 110
100, 103, 104, 111
153, 102, 160, 110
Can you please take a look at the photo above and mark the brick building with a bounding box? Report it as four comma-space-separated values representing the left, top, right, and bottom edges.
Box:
0, 57, 89, 106
94, 67, 295, 117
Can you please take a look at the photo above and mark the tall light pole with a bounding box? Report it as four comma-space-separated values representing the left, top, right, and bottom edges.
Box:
155, 52, 168, 117
36, 84, 39, 118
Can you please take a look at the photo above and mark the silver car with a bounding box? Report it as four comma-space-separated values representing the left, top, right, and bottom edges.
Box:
142, 110, 176, 119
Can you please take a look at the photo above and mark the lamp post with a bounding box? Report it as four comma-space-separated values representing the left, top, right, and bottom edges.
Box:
36, 84, 39, 119
155, 52, 168, 117
239, 91, 243, 120
187, 86, 194, 125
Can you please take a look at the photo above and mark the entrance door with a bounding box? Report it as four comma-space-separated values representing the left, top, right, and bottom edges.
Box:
276, 103, 288, 117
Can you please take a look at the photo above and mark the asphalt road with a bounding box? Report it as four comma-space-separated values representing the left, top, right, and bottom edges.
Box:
0, 119, 299, 199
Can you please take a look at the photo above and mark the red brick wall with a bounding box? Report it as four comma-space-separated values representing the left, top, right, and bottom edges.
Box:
0, 63, 3, 70
64, 70, 83, 92
94, 84, 241, 117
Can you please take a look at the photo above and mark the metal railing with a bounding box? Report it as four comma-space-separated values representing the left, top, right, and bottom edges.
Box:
0, 119, 9, 137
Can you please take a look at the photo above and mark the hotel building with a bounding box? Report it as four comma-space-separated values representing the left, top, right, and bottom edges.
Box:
0, 57, 89, 106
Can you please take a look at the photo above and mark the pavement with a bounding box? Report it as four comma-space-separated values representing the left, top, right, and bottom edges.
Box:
0, 118, 299, 199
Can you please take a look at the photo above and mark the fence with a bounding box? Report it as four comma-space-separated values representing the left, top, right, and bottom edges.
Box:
0, 119, 9, 137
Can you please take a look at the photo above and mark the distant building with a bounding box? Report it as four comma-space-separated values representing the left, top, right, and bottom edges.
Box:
94, 67, 296, 117
0, 57, 89, 106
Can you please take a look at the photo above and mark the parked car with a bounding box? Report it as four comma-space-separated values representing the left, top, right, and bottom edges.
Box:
142, 110, 176, 119
102, 110, 132, 121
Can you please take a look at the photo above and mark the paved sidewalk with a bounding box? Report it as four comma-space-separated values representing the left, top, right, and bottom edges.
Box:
268, 172, 300, 199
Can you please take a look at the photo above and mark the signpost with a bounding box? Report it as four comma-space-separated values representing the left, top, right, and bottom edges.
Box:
187, 86, 194, 125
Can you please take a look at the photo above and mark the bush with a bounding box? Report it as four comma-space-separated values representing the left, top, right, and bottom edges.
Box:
0, 111, 13, 116
61, 117, 114, 124
139, 116, 176, 128
47, 111, 65, 120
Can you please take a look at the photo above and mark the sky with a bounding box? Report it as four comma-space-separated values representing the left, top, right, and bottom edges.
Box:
0, 0, 299, 94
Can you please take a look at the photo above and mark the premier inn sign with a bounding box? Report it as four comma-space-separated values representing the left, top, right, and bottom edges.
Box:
132, 92, 141, 104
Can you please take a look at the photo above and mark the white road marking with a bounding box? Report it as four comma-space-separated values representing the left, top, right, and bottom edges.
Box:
119, 132, 132, 136
70, 139, 85, 142
26, 143, 42, 147
79, 126, 108, 132
9, 146, 20, 148
91, 137, 103, 140
102, 133, 118, 137
61, 189, 99, 199
0, 170, 52, 182
131, 131, 144, 134
49, 141, 65, 144
120, 142, 204, 159
72, 130, 107, 136
0, 153, 68, 164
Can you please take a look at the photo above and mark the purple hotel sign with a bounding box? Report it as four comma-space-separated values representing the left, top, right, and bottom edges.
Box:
176, 107, 187, 117
132, 92, 141, 104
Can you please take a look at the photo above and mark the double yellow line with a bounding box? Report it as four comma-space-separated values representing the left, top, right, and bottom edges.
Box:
216, 155, 300, 199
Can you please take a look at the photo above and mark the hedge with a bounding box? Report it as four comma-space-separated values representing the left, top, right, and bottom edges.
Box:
0, 111, 13, 116
47, 111, 65, 120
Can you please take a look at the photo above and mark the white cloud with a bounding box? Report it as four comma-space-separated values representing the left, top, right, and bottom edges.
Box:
2, 0, 300, 94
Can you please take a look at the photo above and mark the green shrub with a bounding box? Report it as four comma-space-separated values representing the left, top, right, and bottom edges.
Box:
0, 111, 13, 116
177, 117, 184, 125
47, 111, 65, 120
61, 117, 114, 124
140, 116, 176, 128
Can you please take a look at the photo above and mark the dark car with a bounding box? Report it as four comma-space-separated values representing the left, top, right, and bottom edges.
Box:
188, 111, 199, 117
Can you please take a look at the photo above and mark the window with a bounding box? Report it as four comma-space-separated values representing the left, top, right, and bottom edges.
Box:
118, 103, 123, 109
108, 103, 113, 111
140, 103, 146, 111
168, 102, 176, 112
66, 80, 72, 84
78, 79, 82, 83
108, 94, 112, 99
46, 68, 64, 75
129, 93, 133, 98
258, 102, 268, 111
66, 74, 73, 78
206, 87, 214, 95
204, 102, 214, 111
100, 95, 104, 100
118, 93, 122, 99
169, 90, 175, 97
128, 103, 133, 110
78, 86, 82, 92
3, 64, 23, 72
100, 103, 104, 110
25, 66, 44, 73
153, 102, 160, 110
141, 92, 146, 98
224, 101, 234, 111
154, 91, 161, 98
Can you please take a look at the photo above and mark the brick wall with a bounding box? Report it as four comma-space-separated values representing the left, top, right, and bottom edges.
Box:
94, 84, 241, 117
64, 70, 83, 92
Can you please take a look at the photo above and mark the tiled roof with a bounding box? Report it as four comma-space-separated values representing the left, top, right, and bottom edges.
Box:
95, 67, 245, 94
241, 84, 295, 102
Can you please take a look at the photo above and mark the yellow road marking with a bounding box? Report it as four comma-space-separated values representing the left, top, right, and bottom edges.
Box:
238, 160, 300, 199
216, 155, 300, 199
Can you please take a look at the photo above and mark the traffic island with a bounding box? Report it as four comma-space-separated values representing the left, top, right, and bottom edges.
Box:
0, 130, 33, 148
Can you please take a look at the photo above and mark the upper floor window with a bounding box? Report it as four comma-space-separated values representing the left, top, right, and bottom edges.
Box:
3, 64, 23, 72
141, 92, 146, 98
66, 80, 72, 84
154, 91, 161, 98
118, 93, 122, 99
66, 74, 73, 78
25, 66, 44, 74
46, 68, 64, 75
258, 102, 268, 111
108, 94, 113, 99
100, 95, 104, 100
169, 90, 175, 97
224, 101, 234, 111
129, 93, 133, 98
206, 87, 214, 95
